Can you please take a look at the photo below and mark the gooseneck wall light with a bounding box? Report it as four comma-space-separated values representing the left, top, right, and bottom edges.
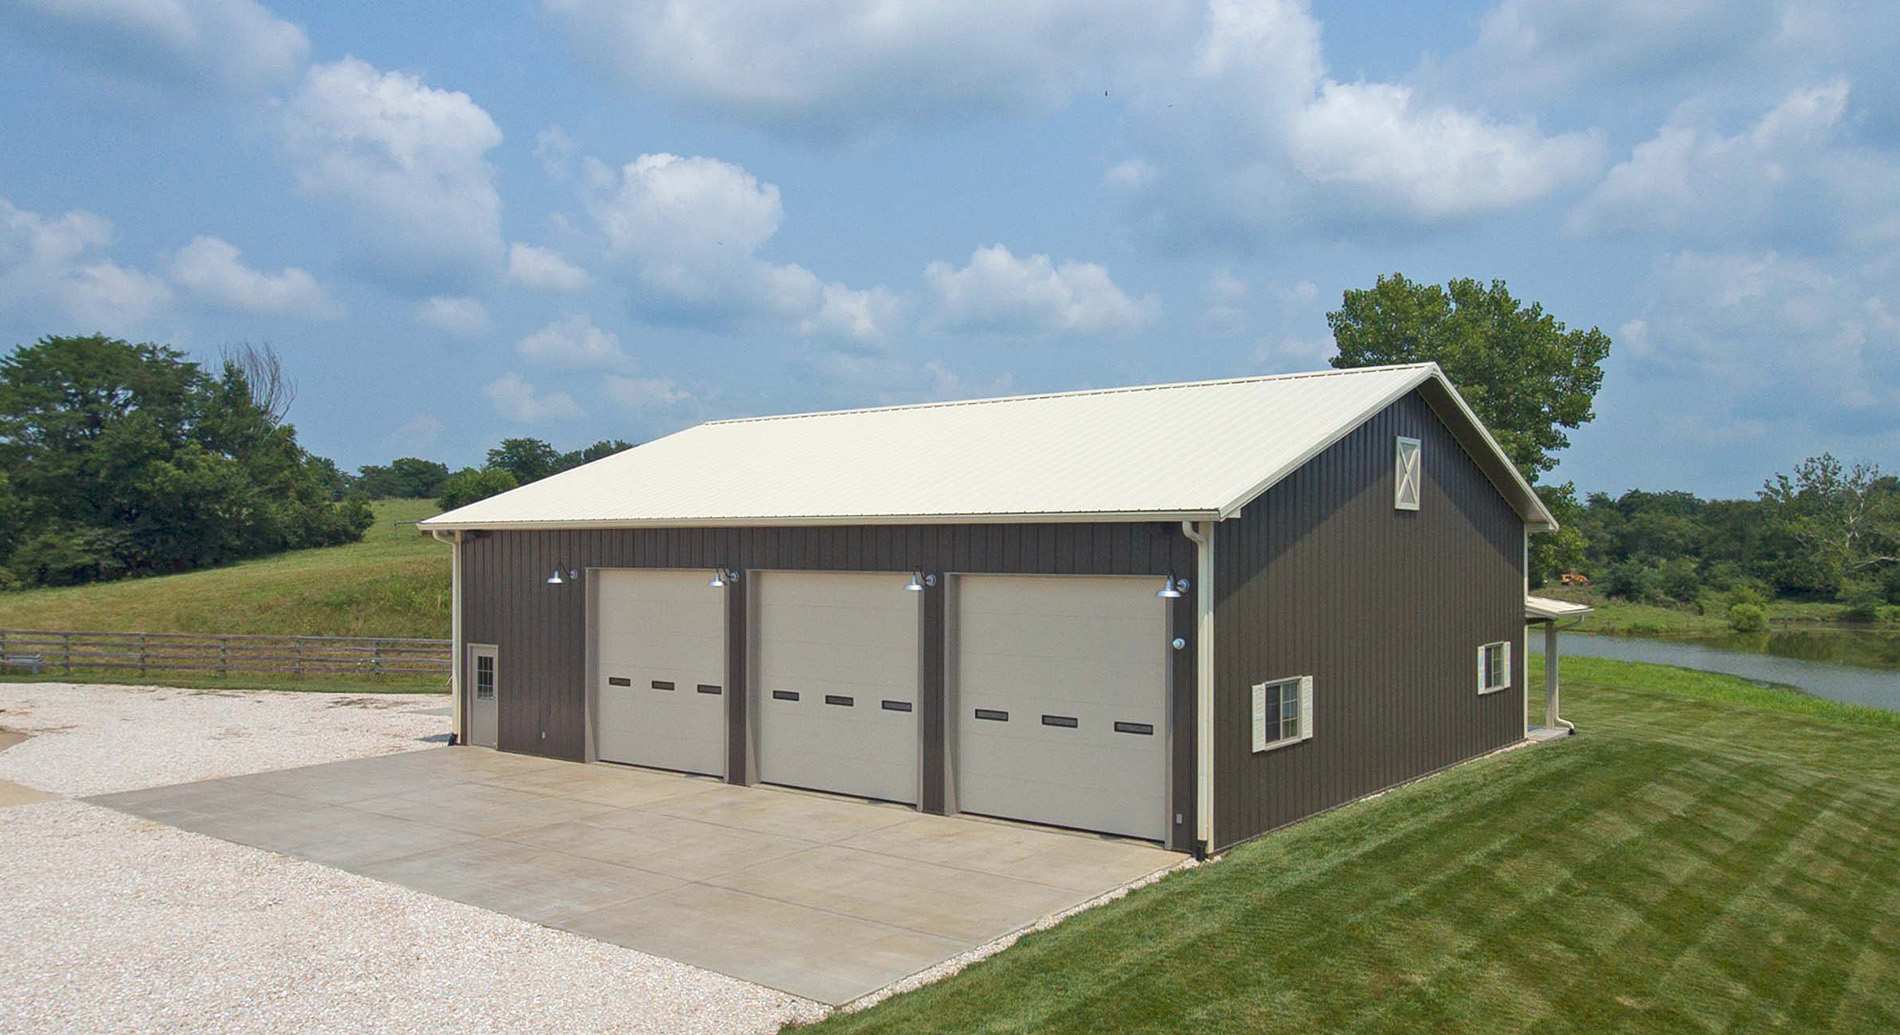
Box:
1156, 575, 1189, 599
708, 568, 741, 588
904, 571, 939, 592
546, 565, 582, 586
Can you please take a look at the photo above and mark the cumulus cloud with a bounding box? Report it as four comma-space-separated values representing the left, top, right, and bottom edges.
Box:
1454, 0, 1788, 99
514, 314, 626, 369
1568, 81, 1899, 247
386, 412, 444, 451
542, 0, 1199, 139
0, 197, 169, 330
1624, 249, 1900, 425
603, 373, 695, 410
486, 372, 581, 422
506, 243, 590, 292
415, 295, 488, 335
2, 0, 309, 97
168, 235, 337, 317
924, 244, 1156, 335
279, 57, 504, 287
582, 151, 899, 339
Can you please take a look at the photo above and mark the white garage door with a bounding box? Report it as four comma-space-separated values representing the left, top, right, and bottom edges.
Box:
596, 569, 727, 777
954, 575, 1169, 841
756, 571, 919, 804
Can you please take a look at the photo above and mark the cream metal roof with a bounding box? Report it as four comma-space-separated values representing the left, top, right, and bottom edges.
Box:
1525, 595, 1594, 621
421, 363, 1556, 531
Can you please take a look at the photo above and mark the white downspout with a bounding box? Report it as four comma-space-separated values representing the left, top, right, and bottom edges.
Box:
1546, 615, 1586, 734
1181, 520, 1214, 855
430, 529, 463, 744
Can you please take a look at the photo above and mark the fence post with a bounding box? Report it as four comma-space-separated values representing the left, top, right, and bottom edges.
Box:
0, 629, 6, 660
294, 638, 304, 680
373, 642, 383, 676
63, 633, 72, 676
140, 633, 148, 679
220, 636, 229, 678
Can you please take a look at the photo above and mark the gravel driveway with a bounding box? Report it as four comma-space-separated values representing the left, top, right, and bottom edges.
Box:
0, 683, 824, 1035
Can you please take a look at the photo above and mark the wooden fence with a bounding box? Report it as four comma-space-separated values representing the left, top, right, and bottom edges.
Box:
0, 628, 451, 680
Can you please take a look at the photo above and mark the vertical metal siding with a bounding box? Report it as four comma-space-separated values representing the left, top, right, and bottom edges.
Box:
458, 519, 1202, 852
1211, 390, 1525, 850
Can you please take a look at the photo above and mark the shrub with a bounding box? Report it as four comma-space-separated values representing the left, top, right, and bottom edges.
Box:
1604, 560, 1660, 603
1840, 579, 1886, 623
1657, 557, 1701, 603
1725, 583, 1770, 610
1728, 602, 1769, 633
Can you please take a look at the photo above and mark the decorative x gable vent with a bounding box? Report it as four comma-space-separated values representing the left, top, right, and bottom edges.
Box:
1395, 436, 1422, 511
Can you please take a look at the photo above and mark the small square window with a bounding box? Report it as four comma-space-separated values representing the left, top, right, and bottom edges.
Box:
1478, 641, 1512, 694
1253, 676, 1314, 752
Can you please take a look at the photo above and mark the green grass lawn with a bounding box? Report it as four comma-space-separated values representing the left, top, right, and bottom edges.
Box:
797, 656, 1900, 1034
0, 499, 450, 638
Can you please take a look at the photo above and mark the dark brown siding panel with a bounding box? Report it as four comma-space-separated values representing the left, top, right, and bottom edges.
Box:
725, 574, 748, 782
1211, 389, 1525, 850
458, 519, 1201, 851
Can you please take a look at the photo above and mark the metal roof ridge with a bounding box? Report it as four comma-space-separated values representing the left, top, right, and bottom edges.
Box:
700, 362, 1441, 427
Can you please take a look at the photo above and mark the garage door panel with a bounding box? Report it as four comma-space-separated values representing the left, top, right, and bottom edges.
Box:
758, 572, 919, 805
955, 575, 1168, 842
596, 570, 727, 777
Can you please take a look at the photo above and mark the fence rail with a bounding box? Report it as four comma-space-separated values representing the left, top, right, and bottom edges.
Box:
0, 629, 452, 680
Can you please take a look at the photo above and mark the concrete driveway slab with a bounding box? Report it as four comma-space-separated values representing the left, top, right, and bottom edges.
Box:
90, 747, 1182, 1006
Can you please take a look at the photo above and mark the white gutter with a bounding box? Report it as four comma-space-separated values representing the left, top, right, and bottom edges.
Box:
429, 529, 463, 743
1181, 519, 1214, 855
1545, 615, 1587, 734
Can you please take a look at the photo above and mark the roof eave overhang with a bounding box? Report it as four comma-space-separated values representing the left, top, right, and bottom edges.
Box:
417, 509, 1225, 533
1214, 366, 1559, 532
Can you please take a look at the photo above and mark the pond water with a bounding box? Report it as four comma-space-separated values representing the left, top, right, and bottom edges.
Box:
1530, 629, 1900, 712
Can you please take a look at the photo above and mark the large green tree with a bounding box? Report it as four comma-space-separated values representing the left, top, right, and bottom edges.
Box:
1328, 274, 1610, 481
0, 335, 371, 587
1758, 454, 1900, 598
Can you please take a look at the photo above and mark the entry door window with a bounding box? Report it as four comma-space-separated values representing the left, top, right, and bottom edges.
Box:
474, 653, 495, 700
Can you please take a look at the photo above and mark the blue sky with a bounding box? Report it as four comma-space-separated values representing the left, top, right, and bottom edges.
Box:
2, 0, 1895, 497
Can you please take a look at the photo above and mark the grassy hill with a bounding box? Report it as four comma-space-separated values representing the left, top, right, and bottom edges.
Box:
0, 499, 450, 639
798, 656, 1900, 1035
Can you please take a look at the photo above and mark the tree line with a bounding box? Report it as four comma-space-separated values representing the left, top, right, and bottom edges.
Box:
352, 436, 634, 511
1542, 456, 1900, 615
0, 336, 372, 590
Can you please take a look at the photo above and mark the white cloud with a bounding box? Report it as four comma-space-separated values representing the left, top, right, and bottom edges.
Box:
602, 373, 694, 410
582, 151, 899, 337
1625, 249, 1900, 421
535, 124, 575, 181
0, 197, 170, 330
280, 57, 504, 286
486, 372, 581, 423
1568, 81, 1899, 246
924, 244, 1156, 335
514, 314, 626, 370
3, 0, 309, 96
415, 295, 488, 335
506, 243, 590, 292
543, 0, 1200, 138
168, 235, 337, 317
387, 412, 444, 451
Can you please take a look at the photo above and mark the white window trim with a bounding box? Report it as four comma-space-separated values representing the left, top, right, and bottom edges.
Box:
1478, 640, 1512, 695
1395, 436, 1422, 511
1252, 675, 1315, 752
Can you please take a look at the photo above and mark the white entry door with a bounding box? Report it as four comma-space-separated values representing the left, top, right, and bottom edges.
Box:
595, 569, 727, 776
756, 571, 919, 804
954, 575, 1169, 841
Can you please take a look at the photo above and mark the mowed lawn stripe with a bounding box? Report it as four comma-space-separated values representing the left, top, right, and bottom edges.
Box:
795, 658, 1900, 1035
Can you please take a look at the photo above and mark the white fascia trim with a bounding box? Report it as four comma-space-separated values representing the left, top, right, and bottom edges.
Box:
418, 509, 1222, 533
1213, 366, 1558, 532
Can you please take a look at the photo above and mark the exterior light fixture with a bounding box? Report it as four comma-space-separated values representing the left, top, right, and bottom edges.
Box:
905, 572, 938, 592
1157, 575, 1188, 599
709, 568, 739, 588
547, 565, 580, 586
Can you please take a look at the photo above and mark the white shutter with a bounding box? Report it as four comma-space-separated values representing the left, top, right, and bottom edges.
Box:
1477, 644, 1487, 693
1299, 675, 1315, 743
1395, 437, 1421, 510
1251, 682, 1268, 752
1502, 641, 1513, 688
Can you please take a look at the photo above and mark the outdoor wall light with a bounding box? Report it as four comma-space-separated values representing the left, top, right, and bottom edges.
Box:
547, 565, 581, 586
708, 568, 740, 588
1156, 575, 1189, 599
904, 571, 939, 592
